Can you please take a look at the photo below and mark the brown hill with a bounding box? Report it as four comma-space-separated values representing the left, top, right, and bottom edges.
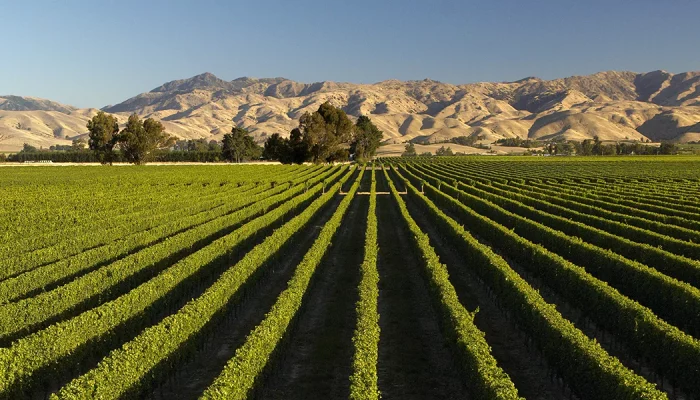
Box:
1, 70, 699, 152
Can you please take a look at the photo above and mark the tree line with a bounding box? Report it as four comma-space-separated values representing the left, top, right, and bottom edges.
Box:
6, 102, 383, 165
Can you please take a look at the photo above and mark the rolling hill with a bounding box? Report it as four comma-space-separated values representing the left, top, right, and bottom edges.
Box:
1, 70, 699, 152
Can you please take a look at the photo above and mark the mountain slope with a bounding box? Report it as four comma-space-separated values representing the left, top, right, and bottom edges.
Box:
1, 70, 699, 152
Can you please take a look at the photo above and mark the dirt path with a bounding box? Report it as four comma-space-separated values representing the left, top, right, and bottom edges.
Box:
402, 191, 568, 400
374, 173, 470, 400
252, 194, 368, 400
151, 195, 344, 400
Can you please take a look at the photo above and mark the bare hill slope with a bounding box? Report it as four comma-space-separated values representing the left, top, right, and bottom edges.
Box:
2, 70, 699, 151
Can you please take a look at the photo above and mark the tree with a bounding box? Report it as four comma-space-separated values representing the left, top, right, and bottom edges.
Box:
592, 136, 603, 156
351, 115, 383, 161
658, 142, 678, 155
436, 146, 453, 156
21, 143, 37, 153
402, 142, 417, 157
299, 102, 354, 163
87, 111, 120, 164
118, 114, 173, 165
71, 138, 87, 151
222, 126, 262, 163
579, 139, 594, 156
288, 128, 310, 164
262, 133, 289, 161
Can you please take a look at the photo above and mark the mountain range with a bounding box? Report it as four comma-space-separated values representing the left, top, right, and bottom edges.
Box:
1, 70, 699, 152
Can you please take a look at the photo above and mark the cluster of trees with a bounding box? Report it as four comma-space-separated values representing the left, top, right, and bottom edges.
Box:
543, 137, 678, 156
495, 137, 543, 148
87, 112, 174, 165
262, 102, 383, 164
85, 112, 263, 165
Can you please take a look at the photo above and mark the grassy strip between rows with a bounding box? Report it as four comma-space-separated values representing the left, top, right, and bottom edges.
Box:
0, 166, 340, 346
411, 164, 700, 337
385, 167, 522, 399
0, 166, 349, 400
197, 168, 364, 400
349, 167, 380, 400
398, 164, 700, 397
392, 166, 668, 400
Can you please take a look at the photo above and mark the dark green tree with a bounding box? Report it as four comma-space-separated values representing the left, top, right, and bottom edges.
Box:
262, 133, 289, 161
21, 143, 38, 153
299, 102, 353, 163
402, 142, 417, 157
658, 142, 678, 155
71, 138, 87, 151
351, 115, 383, 161
87, 111, 120, 164
222, 126, 262, 163
118, 114, 173, 165
592, 136, 603, 155
436, 146, 453, 156
579, 139, 594, 156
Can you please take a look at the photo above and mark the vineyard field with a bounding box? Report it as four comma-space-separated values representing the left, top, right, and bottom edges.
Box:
0, 157, 699, 400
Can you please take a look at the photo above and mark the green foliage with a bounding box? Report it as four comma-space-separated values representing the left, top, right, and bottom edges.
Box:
71, 138, 86, 151
384, 166, 521, 399
351, 115, 383, 162
299, 101, 353, 163
435, 146, 453, 156
87, 111, 120, 164
222, 126, 262, 163
0, 166, 342, 398
262, 132, 288, 161
20, 143, 37, 153
397, 164, 670, 399
402, 142, 416, 157
349, 167, 380, 400
118, 114, 173, 165
401, 161, 699, 397
201, 167, 361, 399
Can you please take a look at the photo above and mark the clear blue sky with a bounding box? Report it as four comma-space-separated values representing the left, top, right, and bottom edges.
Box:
2, 0, 698, 108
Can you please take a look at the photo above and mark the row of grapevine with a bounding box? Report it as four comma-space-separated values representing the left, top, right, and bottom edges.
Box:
0, 166, 342, 345
0, 165, 318, 267
415, 164, 700, 292
0, 178, 304, 302
0, 167, 351, 399
383, 167, 522, 399
432, 162, 700, 243
418, 163, 700, 264
390, 166, 668, 400
349, 167, 380, 400
396, 164, 700, 396
439, 160, 700, 218
198, 168, 364, 399
0, 165, 304, 244
523, 179, 700, 220
475, 177, 700, 259
548, 179, 700, 212
411, 164, 700, 336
